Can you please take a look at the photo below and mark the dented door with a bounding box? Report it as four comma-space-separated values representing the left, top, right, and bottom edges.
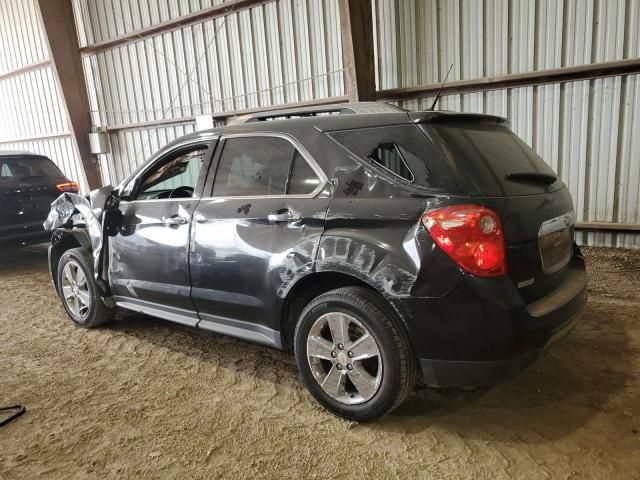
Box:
189, 133, 331, 345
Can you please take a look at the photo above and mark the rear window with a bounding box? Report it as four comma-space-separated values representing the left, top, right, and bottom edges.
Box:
423, 122, 562, 196
0, 156, 63, 181
328, 125, 463, 193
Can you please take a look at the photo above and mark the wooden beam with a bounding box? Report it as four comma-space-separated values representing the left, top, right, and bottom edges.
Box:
575, 222, 640, 233
79, 0, 273, 56
377, 58, 640, 101
0, 60, 50, 81
104, 95, 350, 132
339, 0, 375, 102
36, 0, 102, 190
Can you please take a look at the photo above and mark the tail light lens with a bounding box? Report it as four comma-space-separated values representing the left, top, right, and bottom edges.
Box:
421, 204, 507, 277
56, 181, 79, 193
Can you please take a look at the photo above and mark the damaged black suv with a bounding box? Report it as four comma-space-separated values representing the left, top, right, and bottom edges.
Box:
46, 103, 587, 421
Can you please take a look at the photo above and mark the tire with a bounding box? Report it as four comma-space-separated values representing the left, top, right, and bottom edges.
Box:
57, 247, 115, 328
294, 287, 416, 422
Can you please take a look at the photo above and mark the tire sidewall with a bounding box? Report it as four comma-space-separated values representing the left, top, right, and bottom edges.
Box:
57, 249, 100, 327
295, 295, 403, 421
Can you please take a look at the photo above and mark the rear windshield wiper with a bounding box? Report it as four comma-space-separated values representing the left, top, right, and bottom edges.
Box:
505, 172, 557, 185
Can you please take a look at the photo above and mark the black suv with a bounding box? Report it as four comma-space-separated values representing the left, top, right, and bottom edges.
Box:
47, 103, 587, 421
0, 151, 78, 248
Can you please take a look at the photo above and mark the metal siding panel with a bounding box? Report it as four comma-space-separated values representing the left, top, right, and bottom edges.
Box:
84, 1, 344, 128
616, 74, 640, 248
416, 0, 439, 85
439, 0, 461, 84
586, 75, 623, 247
0, 0, 49, 73
374, 0, 398, 90
460, 0, 483, 111
398, 0, 417, 88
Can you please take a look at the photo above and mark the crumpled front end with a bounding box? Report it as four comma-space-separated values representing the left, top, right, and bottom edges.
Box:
44, 186, 117, 297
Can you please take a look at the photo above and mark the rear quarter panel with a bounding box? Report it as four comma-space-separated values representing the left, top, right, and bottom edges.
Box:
316, 162, 465, 303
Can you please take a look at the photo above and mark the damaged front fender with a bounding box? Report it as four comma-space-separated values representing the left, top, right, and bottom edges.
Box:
44, 186, 120, 296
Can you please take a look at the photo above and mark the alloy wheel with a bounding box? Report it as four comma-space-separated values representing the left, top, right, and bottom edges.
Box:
61, 260, 91, 319
306, 312, 383, 405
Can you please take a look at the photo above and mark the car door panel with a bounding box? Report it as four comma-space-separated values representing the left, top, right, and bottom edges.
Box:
109, 198, 198, 316
189, 133, 331, 345
190, 196, 330, 343
108, 140, 215, 318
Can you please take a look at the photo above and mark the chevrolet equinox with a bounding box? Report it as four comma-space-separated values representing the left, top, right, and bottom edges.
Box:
46, 103, 587, 421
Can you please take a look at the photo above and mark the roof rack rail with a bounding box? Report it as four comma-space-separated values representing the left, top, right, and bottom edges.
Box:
228, 101, 404, 124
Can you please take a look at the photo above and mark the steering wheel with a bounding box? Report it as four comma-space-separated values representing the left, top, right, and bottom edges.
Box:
169, 186, 194, 199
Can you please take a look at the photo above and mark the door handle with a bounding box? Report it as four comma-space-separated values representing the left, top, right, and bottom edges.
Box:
267, 210, 302, 223
162, 215, 188, 226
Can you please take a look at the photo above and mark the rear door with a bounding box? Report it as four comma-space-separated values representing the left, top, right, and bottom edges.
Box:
189, 133, 330, 346
418, 118, 575, 302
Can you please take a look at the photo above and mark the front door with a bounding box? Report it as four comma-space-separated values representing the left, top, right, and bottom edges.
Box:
190, 134, 331, 346
109, 140, 214, 326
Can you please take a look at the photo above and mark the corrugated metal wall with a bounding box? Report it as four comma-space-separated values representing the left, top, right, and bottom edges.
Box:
0, 0, 88, 191
373, 0, 640, 247
2, 0, 632, 246
72, 0, 344, 185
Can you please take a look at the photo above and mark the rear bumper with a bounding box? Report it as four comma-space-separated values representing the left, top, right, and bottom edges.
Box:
392, 254, 588, 387
418, 300, 584, 386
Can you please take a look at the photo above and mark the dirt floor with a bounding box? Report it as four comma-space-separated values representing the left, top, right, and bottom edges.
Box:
0, 246, 638, 479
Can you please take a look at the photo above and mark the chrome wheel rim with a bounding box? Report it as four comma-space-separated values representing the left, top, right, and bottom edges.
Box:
306, 312, 383, 405
61, 260, 90, 319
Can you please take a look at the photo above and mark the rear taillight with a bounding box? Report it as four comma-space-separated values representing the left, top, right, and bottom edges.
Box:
421, 204, 506, 277
56, 181, 79, 193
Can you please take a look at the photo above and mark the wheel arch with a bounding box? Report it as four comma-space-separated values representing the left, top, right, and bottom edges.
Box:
279, 270, 408, 351
49, 229, 91, 295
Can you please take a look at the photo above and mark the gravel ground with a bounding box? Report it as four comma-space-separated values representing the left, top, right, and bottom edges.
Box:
0, 245, 638, 479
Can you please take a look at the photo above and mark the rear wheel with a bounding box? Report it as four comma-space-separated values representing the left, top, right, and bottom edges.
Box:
57, 248, 115, 328
294, 287, 416, 421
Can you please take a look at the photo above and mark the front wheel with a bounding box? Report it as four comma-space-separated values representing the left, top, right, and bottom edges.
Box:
57, 248, 115, 328
294, 287, 416, 421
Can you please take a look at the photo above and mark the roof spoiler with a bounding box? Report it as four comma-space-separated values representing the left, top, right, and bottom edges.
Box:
409, 111, 510, 126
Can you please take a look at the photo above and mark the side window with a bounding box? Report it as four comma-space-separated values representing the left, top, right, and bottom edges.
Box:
136, 146, 208, 200
287, 151, 322, 195
212, 136, 322, 197
367, 143, 414, 181
329, 125, 462, 192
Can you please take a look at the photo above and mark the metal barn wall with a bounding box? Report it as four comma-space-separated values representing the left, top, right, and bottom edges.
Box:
374, 0, 640, 248
0, 0, 88, 191
71, 0, 344, 184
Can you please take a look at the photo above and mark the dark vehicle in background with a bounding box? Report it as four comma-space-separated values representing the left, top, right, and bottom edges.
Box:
1, 151, 78, 249
47, 103, 587, 421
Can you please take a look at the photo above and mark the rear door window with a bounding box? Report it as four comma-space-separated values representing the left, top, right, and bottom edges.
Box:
212, 136, 322, 196
423, 122, 563, 196
328, 125, 462, 192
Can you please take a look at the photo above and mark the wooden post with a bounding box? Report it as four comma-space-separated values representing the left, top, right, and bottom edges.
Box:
36, 0, 102, 190
339, 0, 376, 102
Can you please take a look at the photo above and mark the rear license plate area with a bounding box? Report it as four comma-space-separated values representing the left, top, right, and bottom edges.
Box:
538, 212, 575, 274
